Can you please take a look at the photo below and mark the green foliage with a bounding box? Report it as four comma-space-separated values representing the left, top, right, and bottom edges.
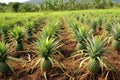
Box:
0, 41, 11, 74
90, 19, 98, 31
112, 39, 120, 51
0, 30, 2, 36
10, 26, 26, 51
69, 22, 89, 44
87, 36, 107, 58
105, 21, 112, 32
35, 21, 62, 71
86, 36, 107, 73
69, 22, 89, 50
97, 17, 103, 30
0, 41, 9, 62
36, 36, 60, 58
111, 23, 120, 41
12, 2, 21, 12
0, 25, 9, 33
42, 22, 59, 38
0, 0, 116, 12
10, 26, 26, 41
25, 21, 34, 36
0, 25, 11, 43
111, 23, 120, 51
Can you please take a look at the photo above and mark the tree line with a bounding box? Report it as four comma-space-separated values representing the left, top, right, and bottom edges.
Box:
0, 0, 119, 12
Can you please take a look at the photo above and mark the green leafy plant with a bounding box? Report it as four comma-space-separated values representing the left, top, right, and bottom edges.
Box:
42, 22, 59, 38
78, 36, 108, 74
33, 22, 65, 80
36, 36, 61, 71
33, 18, 41, 30
0, 41, 28, 74
0, 25, 10, 43
86, 36, 107, 73
69, 22, 89, 50
10, 26, 26, 51
111, 23, 120, 51
0, 41, 11, 74
25, 21, 34, 40
0, 29, 2, 37
90, 19, 98, 34
97, 17, 103, 30
105, 22, 112, 32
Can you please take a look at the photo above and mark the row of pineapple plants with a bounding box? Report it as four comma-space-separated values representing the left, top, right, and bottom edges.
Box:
0, 15, 49, 74
69, 21, 89, 51
0, 15, 42, 43
68, 20, 107, 73
63, 13, 120, 79
34, 21, 64, 80
0, 12, 63, 71
0, 12, 120, 79
68, 16, 120, 79
36, 22, 61, 71
0, 16, 63, 80
13, 13, 120, 77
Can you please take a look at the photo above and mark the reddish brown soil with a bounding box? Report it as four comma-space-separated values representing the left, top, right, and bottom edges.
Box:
0, 18, 120, 80
59, 18, 77, 57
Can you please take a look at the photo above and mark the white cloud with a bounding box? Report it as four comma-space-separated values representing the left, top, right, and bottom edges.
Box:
0, 0, 29, 4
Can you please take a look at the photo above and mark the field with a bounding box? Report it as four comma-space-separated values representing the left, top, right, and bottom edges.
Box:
0, 9, 120, 80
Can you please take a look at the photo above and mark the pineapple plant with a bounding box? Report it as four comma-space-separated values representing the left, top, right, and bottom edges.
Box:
36, 36, 60, 71
97, 17, 103, 30
25, 21, 34, 37
25, 21, 34, 41
90, 19, 98, 34
105, 20, 112, 32
76, 26, 89, 50
33, 18, 41, 31
10, 26, 26, 51
111, 23, 120, 51
0, 29, 2, 38
42, 22, 59, 38
0, 25, 11, 43
0, 41, 11, 74
69, 22, 89, 50
34, 22, 62, 73
105, 22, 112, 34
86, 36, 107, 73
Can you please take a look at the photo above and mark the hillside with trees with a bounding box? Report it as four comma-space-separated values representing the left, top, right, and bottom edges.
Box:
0, 0, 120, 12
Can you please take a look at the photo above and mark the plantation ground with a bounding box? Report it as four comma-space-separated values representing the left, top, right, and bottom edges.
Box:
0, 9, 120, 80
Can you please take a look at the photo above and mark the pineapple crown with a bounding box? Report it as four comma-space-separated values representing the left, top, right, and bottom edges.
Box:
0, 25, 10, 33
0, 41, 9, 62
36, 36, 60, 58
86, 36, 107, 59
10, 26, 26, 41
90, 19, 98, 29
69, 22, 89, 43
105, 21, 112, 31
25, 21, 34, 31
112, 23, 120, 41
42, 22, 59, 38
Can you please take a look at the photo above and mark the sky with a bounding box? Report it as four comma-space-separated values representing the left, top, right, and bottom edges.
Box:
0, 0, 29, 4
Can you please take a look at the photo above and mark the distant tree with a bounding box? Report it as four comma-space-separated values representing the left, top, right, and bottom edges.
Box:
12, 2, 21, 12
